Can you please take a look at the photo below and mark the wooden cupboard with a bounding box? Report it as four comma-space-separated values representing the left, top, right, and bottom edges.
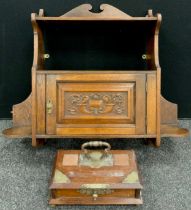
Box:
3, 4, 189, 147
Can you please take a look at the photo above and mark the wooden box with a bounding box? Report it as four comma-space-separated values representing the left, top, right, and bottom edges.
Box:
49, 142, 143, 205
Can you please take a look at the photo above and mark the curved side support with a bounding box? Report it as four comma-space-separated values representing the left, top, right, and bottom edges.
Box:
2, 94, 32, 139
161, 96, 178, 125
154, 14, 162, 69
31, 13, 44, 69
61, 4, 132, 18
12, 94, 32, 127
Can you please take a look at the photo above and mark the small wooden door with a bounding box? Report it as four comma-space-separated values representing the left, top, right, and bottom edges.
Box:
46, 72, 146, 136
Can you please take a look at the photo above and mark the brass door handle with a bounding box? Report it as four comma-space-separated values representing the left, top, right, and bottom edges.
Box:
46, 100, 53, 114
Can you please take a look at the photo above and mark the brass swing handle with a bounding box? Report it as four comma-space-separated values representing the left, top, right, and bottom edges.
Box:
81, 141, 111, 154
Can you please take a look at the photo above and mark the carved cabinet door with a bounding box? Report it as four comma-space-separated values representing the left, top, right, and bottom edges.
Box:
46, 72, 146, 136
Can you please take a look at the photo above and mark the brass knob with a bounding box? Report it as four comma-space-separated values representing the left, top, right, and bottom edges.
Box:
92, 193, 98, 201
44, 54, 50, 59
142, 54, 151, 60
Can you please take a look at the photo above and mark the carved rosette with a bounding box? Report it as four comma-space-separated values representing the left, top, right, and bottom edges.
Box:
65, 92, 127, 116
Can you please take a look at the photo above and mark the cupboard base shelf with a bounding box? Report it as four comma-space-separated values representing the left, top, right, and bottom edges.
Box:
2, 125, 189, 139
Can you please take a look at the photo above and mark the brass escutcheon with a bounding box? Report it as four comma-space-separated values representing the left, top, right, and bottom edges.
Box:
46, 100, 53, 114
78, 184, 114, 201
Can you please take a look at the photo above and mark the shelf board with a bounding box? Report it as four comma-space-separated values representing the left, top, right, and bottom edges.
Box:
2, 126, 31, 138
161, 125, 189, 137
36, 17, 158, 21
2, 125, 189, 139
36, 70, 157, 75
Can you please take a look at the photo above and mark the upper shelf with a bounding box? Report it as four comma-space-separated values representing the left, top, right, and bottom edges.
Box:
31, 4, 162, 71
35, 17, 158, 21
33, 4, 160, 22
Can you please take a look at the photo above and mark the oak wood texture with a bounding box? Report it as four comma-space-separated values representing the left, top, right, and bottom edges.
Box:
36, 74, 46, 134
2, 4, 189, 146
49, 149, 143, 205
161, 96, 178, 124
147, 74, 157, 134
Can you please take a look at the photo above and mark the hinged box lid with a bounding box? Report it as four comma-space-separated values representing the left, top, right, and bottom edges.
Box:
50, 149, 142, 190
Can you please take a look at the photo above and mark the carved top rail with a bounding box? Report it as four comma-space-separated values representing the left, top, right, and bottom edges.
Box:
32, 4, 161, 21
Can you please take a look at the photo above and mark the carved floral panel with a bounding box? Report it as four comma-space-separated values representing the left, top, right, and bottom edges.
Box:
64, 92, 128, 117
